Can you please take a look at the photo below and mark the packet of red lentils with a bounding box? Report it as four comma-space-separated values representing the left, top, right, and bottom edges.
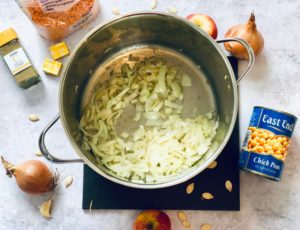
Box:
16, 0, 100, 41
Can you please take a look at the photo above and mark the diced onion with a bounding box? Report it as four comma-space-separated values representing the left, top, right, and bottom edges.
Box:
80, 57, 218, 183
181, 74, 192, 87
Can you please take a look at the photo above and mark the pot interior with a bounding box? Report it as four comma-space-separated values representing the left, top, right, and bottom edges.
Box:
60, 13, 237, 188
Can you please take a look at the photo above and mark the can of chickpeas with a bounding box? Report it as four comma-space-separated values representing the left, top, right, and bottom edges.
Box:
239, 106, 297, 181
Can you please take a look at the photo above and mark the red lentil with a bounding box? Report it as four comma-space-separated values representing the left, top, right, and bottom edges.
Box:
18, 0, 99, 41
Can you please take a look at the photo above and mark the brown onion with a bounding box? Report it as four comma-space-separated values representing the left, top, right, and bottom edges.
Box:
224, 13, 264, 59
1, 156, 57, 195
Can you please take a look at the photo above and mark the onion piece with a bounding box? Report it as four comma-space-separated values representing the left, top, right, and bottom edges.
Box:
181, 74, 192, 87
1, 156, 57, 195
144, 111, 161, 120
79, 57, 219, 183
224, 13, 264, 59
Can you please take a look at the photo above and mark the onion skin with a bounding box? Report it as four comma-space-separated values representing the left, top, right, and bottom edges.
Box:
224, 13, 264, 59
1, 157, 57, 195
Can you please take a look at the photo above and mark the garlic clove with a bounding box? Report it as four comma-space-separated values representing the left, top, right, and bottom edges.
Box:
40, 199, 52, 218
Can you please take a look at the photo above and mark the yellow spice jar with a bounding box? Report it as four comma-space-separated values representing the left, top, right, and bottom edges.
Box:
0, 28, 41, 89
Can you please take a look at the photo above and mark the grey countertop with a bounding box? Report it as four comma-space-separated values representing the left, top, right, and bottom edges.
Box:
0, 0, 299, 229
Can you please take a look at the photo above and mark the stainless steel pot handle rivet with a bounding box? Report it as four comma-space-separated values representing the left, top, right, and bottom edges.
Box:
217, 38, 255, 85
39, 114, 84, 163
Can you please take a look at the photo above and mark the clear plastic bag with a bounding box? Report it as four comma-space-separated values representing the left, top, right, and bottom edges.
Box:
16, 0, 100, 41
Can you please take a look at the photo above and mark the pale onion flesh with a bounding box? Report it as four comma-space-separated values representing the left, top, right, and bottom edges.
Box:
80, 57, 218, 183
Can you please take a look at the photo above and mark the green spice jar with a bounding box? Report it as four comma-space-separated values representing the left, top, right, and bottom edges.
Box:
0, 28, 40, 89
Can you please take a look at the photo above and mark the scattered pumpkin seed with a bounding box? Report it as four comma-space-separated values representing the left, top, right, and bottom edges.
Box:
89, 199, 93, 211
201, 224, 212, 230
177, 211, 187, 221
167, 7, 177, 14
28, 114, 39, 122
151, 0, 158, 9
40, 199, 52, 218
202, 192, 214, 200
225, 180, 233, 192
64, 176, 73, 188
112, 7, 120, 15
182, 220, 191, 228
35, 151, 43, 157
207, 161, 217, 169
186, 183, 194, 194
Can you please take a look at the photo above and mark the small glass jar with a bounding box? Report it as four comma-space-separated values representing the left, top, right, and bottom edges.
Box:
0, 28, 41, 89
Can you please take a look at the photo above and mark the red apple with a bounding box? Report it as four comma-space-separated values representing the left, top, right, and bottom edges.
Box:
133, 209, 171, 230
186, 13, 218, 39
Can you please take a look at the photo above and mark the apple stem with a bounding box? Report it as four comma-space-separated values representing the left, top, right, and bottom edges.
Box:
146, 223, 154, 230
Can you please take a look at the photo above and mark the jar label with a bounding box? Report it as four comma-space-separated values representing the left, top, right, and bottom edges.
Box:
37, 0, 80, 13
3, 47, 32, 76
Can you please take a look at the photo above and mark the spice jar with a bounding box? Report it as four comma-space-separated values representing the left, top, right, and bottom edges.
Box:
0, 28, 40, 89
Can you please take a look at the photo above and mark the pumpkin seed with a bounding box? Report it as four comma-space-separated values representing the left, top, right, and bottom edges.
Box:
225, 180, 233, 192
167, 7, 177, 14
202, 192, 214, 200
40, 199, 52, 218
151, 0, 158, 9
201, 224, 212, 230
112, 7, 120, 15
28, 114, 39, 122
89, 199, 93, 211
35, 151, 43, 157
186, 183, 194, 194
177, 211, 187, 221
182, 220, 191, 228
207, 161, 217, 169
64, 176, 73, 188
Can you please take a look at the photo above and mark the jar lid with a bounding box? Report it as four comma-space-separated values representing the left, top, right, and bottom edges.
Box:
0, 28, 17, 46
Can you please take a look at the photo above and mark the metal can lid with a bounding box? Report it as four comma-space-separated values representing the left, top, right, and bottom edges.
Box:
0, 28, 18, 47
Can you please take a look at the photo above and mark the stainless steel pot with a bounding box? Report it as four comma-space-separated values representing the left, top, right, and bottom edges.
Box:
39, 12, 254, 189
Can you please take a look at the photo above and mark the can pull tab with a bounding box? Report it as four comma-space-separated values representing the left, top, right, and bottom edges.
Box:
217, 38, 255, 85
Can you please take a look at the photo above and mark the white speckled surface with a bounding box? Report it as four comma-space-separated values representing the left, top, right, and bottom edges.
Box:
0, 1, 300, 229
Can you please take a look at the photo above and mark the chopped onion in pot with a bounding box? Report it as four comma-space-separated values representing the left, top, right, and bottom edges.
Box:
80, 57, 218, 183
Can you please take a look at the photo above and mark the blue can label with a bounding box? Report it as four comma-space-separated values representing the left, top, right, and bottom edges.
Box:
239, 106, 297, 180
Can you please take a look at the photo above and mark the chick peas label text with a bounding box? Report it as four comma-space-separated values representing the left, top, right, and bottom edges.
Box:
239, 151, 284, 179
253, 157, 280, 170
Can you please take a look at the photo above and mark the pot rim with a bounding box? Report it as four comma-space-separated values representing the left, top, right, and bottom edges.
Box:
59, 11, 238, 189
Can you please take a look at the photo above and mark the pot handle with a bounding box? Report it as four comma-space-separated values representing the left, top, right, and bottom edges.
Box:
39, 114, 84, 163
217, 38, 255, 84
